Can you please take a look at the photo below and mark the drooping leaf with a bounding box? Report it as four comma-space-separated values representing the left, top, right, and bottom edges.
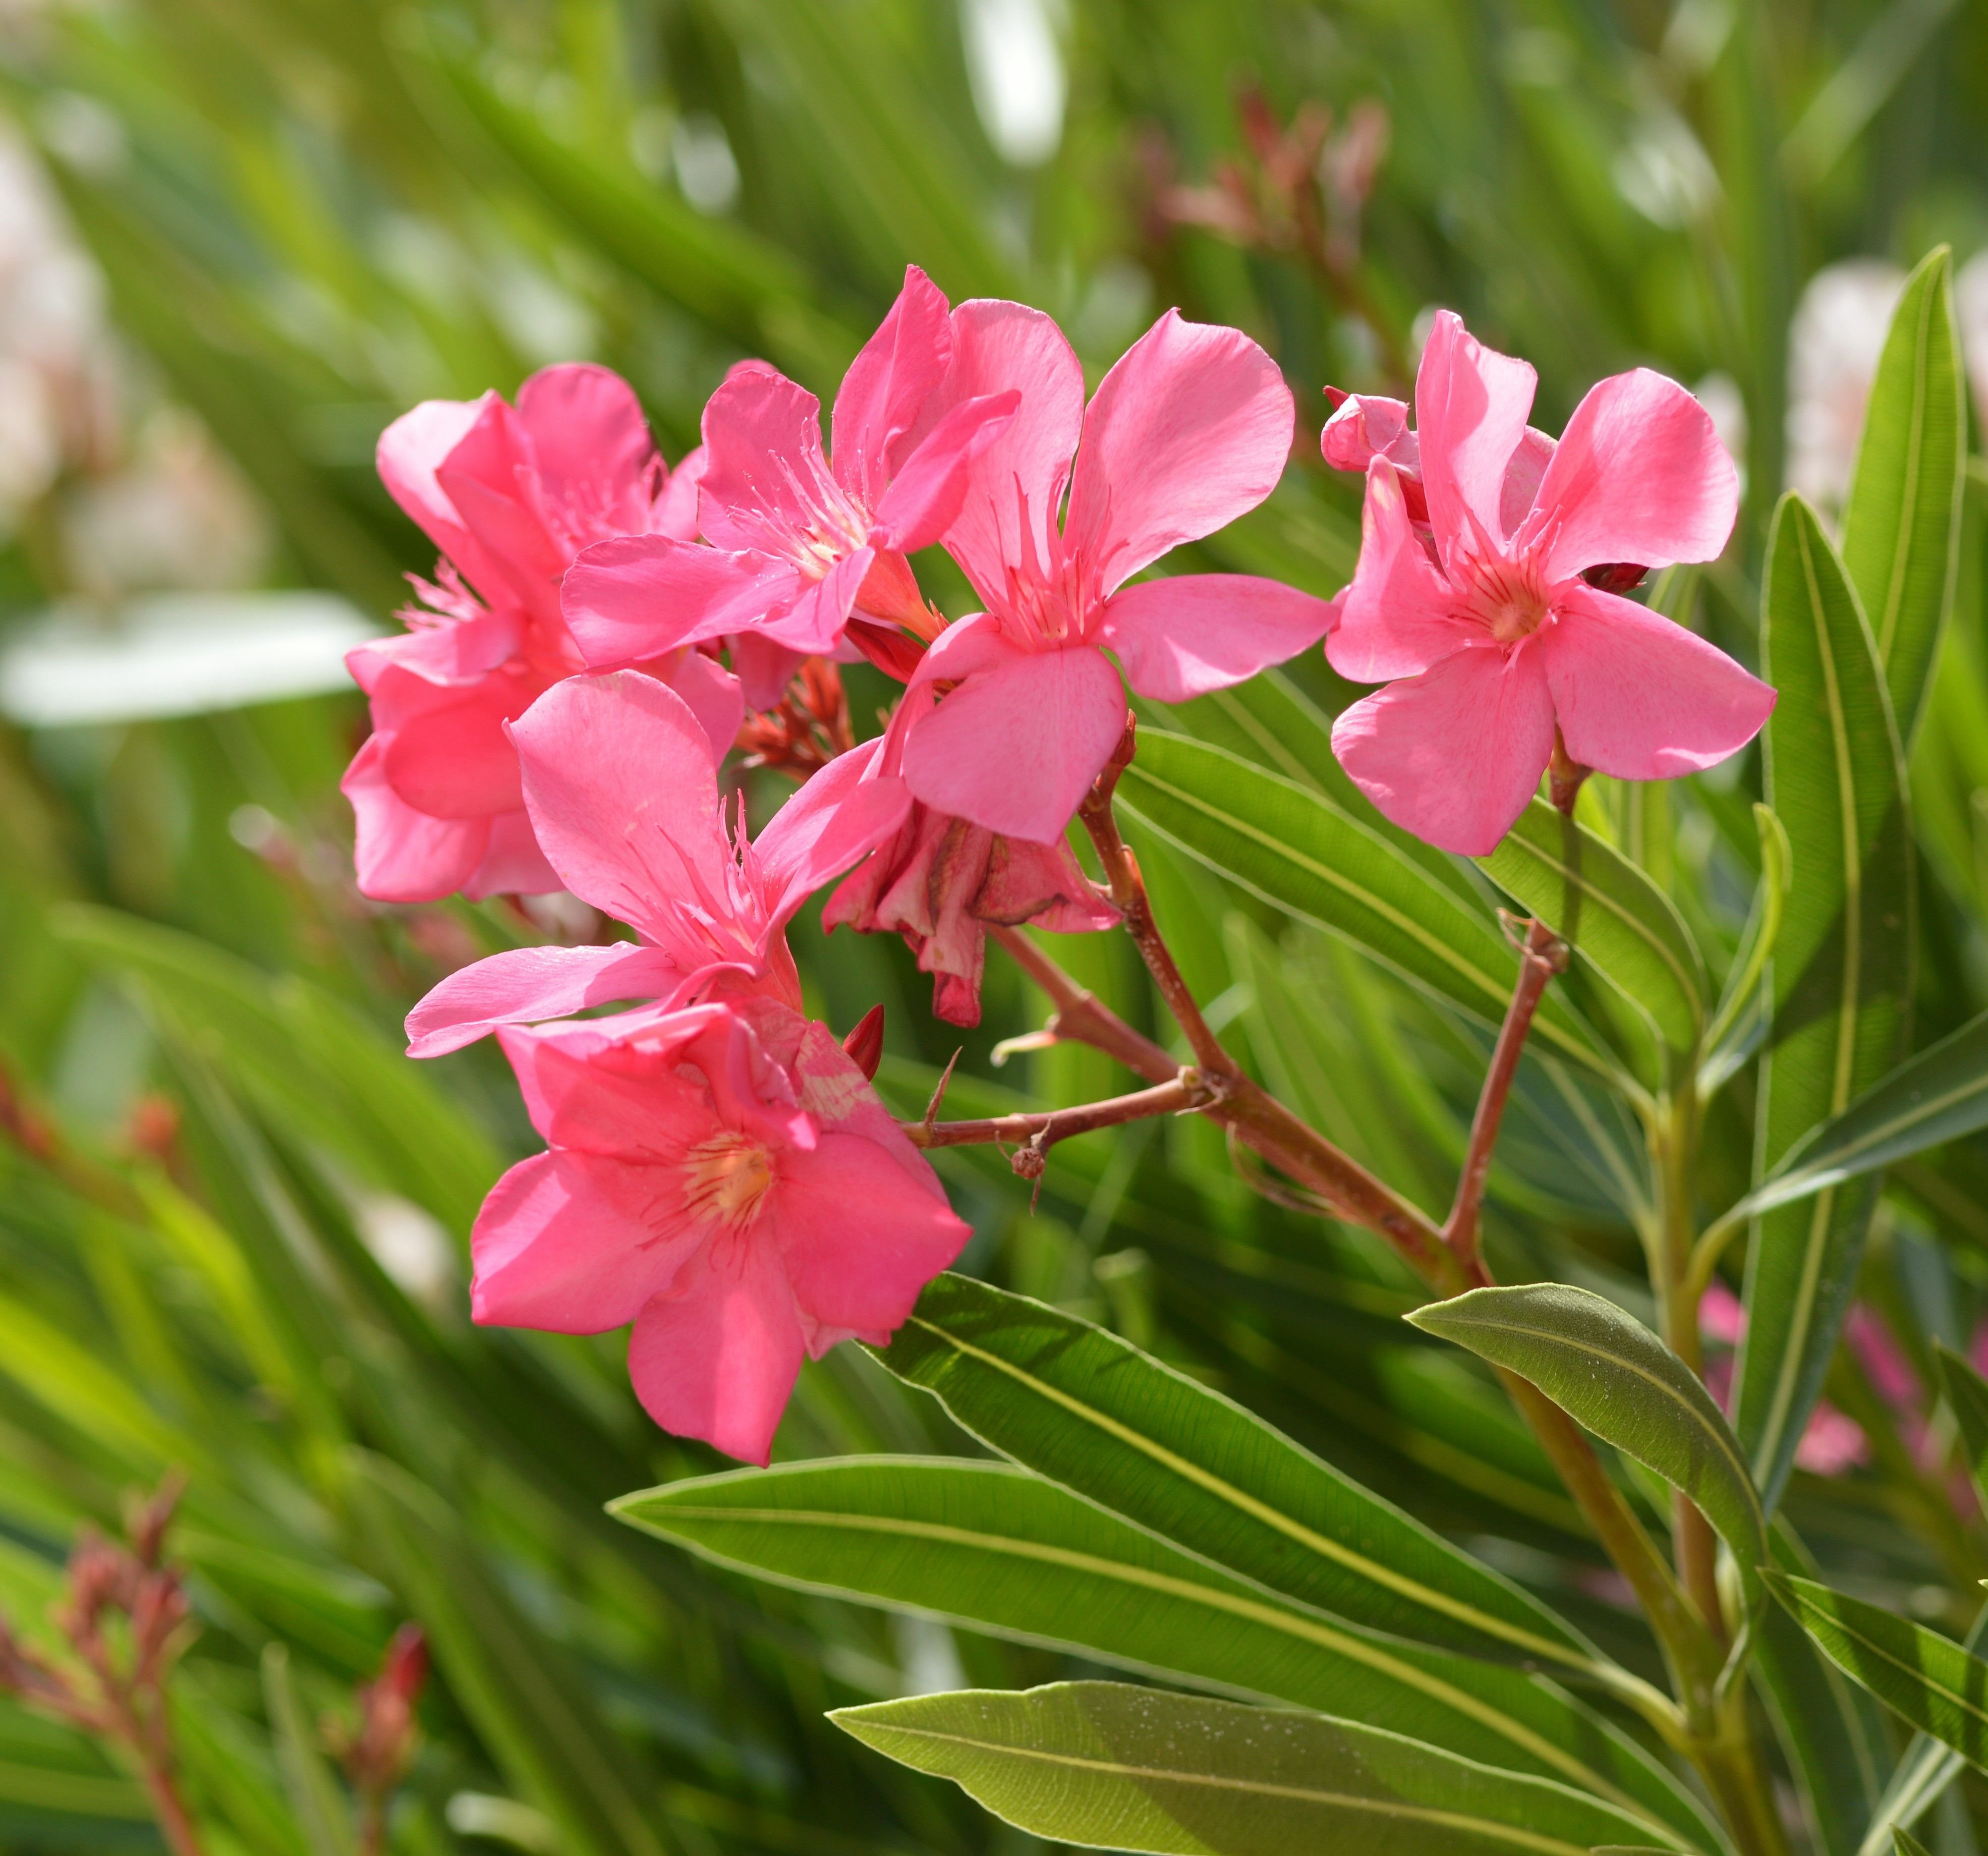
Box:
1116, 733, 1619, 1087
1768, 1573, 1988, 1773
349, 1454, 668, 1856
830, 1682, 1686, 1855
872, 1274, 1603, 1671
1840, 247, 1967, 745
1725, 1009, 1988, 1225
1737, 494, 1914, 1512
1407, 1285, 1765, 1604
612, 1457, 1709, 1836
1478, 799, 1707, 1064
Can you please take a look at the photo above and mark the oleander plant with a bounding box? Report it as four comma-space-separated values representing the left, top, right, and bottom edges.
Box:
3, 5, 1988, 1856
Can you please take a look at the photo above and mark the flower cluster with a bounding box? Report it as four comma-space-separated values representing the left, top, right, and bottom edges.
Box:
346, 271, 1770, 1464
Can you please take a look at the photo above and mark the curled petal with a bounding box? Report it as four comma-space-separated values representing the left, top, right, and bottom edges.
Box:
1330, 643, 1555, 856
872, 390, 1019, 553
1523, 369, 1739, 581
754, 737, 911, 928
1541, 583, 1775, 779
1067, 310, 1294, 595
1321, 393, 1416, 475
1099, 573, 1338, 701
830, 264, 954, 507
342, 734, 487, 904
901, 640, 1128, 845
375, 395, 503, 598
1415, 310, 1538, 570
562, 536, 802, 665
433, 395, 568, 622
1328, 462, 1476, 682
406, 942, 693, 1058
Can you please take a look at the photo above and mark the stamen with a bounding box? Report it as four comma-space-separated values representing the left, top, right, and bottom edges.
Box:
680, 1130, 776, 1233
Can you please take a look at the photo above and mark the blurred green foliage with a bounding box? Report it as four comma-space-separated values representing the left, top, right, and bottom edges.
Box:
0, 0, 1986, 1851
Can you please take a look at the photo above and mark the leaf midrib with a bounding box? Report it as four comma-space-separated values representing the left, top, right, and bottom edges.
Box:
841, 1722, 1625, 1856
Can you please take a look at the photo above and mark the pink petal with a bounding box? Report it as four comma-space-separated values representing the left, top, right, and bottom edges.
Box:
769, 544, 873, 655
872, 391, 1019, 553
464, 810, 561, 901
342, 734, 487, 904
378, 667, 542, 818
932, 299, 1087, 606
1523, 369, 1739, 582
406, 941, 692, 1058
514, 363, 661, 544
497, 1006, 730, 1158
772, 1132, 970, 1344
509, 671, 733, 945
830, 264, 953, 507
754, 737, 911, 926
627, 1241, 808, 1464
658, 647, 745, 763
731, 633, 806, 710
1499, 428, 1555, 540
1066, 310, 1294, 595
375, 395, 504, 598
433, 395, 568, 623
1099, 573, 1337, 701
471, 1152, 699, 1333
1540, 583, 1774, 779
655, 444, 705, 542
1327, 462, 1476, 682
562, 535, 802, 665
1415, 310, 1538, 570
902, 640, 1128, 845
1321, 393, 1415, 475
1330, 642, 1555, 856
348, 604, 524, 696
697, 363, 846, 557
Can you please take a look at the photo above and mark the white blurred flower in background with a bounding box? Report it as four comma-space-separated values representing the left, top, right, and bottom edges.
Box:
1785, 258, 1906, 514
960, 0, 1066, 168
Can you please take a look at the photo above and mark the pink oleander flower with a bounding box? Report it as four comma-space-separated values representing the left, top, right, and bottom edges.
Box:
559, 267, 1017, 688
1698, 1283, 1868, 1477
344, 364, 742, 903
474, 994, 970, 1463
821, 701, 1118, 1027
1322, 312, 1775, 857
893, 301, 1337, 845
405, 671, 908, 1057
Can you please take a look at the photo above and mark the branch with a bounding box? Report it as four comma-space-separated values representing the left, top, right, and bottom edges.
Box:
1442, 915, 1567, 1275
906, 1071, 1222, 1164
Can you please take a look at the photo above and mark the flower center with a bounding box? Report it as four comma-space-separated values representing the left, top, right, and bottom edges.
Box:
1464, 556, 1551, 646
680, 1131, 776, 1233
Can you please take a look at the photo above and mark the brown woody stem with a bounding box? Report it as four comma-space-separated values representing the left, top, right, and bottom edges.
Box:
907, 1072, 1220, 1156
1443, 915, 1567, 1275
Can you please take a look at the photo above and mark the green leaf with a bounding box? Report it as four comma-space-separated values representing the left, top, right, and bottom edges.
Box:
830, 1682, 1685, 1855
1932, 1343, 1988, 1505
872, 1274, 1603, 1671
1892, 1829, 1932, 1856
1840, 247, 1968, 745
261, 1643, 357, 1856
1116, 733, 1620, 1088
1479, 799, 1706, 1063
349, 1453, 667, 1856
1729, 1010, 1988, 1223
612, 1458, 1707, 1838
1407, 1285, 1766, 1604
1768, 1573, 1988, 1773
1737, 493, 1914, 1511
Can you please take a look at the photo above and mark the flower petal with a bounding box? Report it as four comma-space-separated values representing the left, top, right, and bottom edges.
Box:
1327, 462, 1475, 682
1100, 573, 1337, 701
1541, 582, 1775, 778
562, 535, 802, 665
433, 395, 569, 623
1321, 392, 1415, 474
407, 942, 693, 1058
697, 362, 845, 556
1415, 310, 1538, 569
513, 362, 661, 545
931, 298, 1087, 606
829, 264, 953, 507
342, 734, 487, 904
902, 640, 1128, 845
773, 1132, 970, 1345
509, 671, 732, 946
1330, 642, 1555, 856
754, 737, 911, 927
375, 395, 504, 598
464, 810, 561, 901
872, 391, 1019, 553
1523, 369, 1739, 582
377, 664, 544, 817
496, 1004, 731, 1157
627, 1241, 808, 1465
471, 1152, 699, 1333
1066, 310, 1294, 595
658, 647, 745, 764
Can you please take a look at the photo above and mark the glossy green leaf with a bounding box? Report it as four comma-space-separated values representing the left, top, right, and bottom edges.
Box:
613, 1457, 1707, 1838
1738, 493, 1915, 1511
872, 1274, 1603, 1671
1726, 1010, 1988, 1225
1932, 1343, 1988, 1504
1840, 247, 1967, 744
1408, 1285, 1765, 1603
1769, 1573, 1988, 1772
350, 1454, 667, 1856
830, 1682, 1683, 1855
1117, 732, 1618, 1086
1849, 1596, 1988, 1856
1479, 799, 1706, 1062
262, 1643, 357, 1856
